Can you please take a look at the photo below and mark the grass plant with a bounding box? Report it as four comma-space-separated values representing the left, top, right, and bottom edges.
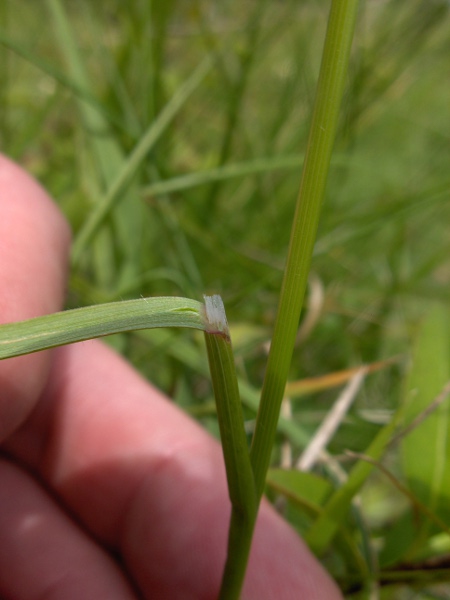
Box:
1, 0, 450, 597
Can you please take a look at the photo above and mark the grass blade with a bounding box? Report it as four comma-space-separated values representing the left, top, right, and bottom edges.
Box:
72, 56, 212, 263
142, 155, 306, 198
250, 0, 360, 500
0, 297, 204, 359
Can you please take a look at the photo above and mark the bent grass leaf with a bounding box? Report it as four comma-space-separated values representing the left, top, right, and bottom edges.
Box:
141, 153, 361, 200
46, 0, 145, 290
71, 55, 212, 262
0, 297, 204, 359
46, 0, 212, 289
141, 155, 306, 198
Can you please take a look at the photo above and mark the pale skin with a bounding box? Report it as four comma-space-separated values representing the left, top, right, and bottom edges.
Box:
0, 154, 344, 599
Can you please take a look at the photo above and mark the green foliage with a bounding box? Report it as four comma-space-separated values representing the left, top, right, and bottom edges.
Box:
1, 0, 450, 597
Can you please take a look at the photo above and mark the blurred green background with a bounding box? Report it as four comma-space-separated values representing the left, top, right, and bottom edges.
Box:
1, 1, 450, 596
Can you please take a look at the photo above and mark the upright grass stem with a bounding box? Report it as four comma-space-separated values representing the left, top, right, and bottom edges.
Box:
203, 296, 257, 599
203, 3, 360, 597
250, 0, 360, 500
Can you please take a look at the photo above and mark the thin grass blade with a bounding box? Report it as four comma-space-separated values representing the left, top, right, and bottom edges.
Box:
72, 57, 212, 262
0, 297, 204, 359
250, 0, 360, 500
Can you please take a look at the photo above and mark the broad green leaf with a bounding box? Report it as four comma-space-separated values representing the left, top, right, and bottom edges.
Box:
267, 468, 369, 579
0, 297, 204, 359
266, 468, 333, 516
401, 304, 450, 527
379, 511, 421, 568
305, 409, 401, 556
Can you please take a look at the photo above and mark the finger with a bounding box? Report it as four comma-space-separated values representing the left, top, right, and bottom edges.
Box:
7, 341, 343, 599
0, 155, 71, 440
0, 458, 139, 599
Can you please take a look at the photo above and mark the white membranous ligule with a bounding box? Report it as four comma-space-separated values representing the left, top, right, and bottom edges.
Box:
203, 294, 230, 337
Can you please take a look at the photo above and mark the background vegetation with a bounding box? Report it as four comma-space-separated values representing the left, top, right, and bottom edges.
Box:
1, 1, 450, 597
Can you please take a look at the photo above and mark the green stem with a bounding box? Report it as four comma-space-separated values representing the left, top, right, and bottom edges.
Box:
218, 507, 257, 600
203, 296, 257, 599
250, 0, 360, 500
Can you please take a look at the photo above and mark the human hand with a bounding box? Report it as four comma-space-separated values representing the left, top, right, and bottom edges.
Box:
0, 155, 343, 599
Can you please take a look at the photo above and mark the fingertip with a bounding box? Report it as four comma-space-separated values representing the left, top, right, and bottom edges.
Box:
0, 155, 71, 440
0, 459, 136, 600
0, 154, 71, 320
